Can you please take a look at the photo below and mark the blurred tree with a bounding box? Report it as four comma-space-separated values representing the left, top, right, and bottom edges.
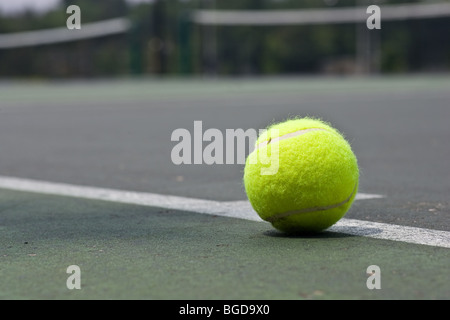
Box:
61, 0, 128, 21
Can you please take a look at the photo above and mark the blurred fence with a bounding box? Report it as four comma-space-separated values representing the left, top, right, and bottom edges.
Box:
0, 1, 449, 77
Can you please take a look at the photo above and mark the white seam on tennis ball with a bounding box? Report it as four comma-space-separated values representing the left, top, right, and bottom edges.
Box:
265, 182, 358, 223
255, 128, 328, 150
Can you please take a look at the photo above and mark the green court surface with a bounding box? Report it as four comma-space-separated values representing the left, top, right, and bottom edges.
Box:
0, 76, 449, 300
1, 188, 448, 300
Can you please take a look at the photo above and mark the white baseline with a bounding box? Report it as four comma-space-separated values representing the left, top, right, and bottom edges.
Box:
0, 176, 448, 249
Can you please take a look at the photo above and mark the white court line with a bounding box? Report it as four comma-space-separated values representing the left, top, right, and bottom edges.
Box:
0, 175, 448, 249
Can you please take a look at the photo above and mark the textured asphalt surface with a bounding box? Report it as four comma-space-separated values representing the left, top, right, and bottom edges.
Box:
1, 76, 448, 229
0, 76, 449, 299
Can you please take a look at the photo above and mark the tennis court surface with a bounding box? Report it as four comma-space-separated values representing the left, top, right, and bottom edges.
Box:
0, 76, 449, 300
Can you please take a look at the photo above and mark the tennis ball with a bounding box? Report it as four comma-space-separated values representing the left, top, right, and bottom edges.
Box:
244, 117, 359, 233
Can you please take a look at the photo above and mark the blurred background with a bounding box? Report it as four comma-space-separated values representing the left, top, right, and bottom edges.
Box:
0, 0, 449, 78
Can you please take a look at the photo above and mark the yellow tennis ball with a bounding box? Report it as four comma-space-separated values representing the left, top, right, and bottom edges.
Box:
244, 117, 359, 233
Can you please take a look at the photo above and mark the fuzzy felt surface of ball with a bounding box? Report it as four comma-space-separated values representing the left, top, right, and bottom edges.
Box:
243, 118, 359, 233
